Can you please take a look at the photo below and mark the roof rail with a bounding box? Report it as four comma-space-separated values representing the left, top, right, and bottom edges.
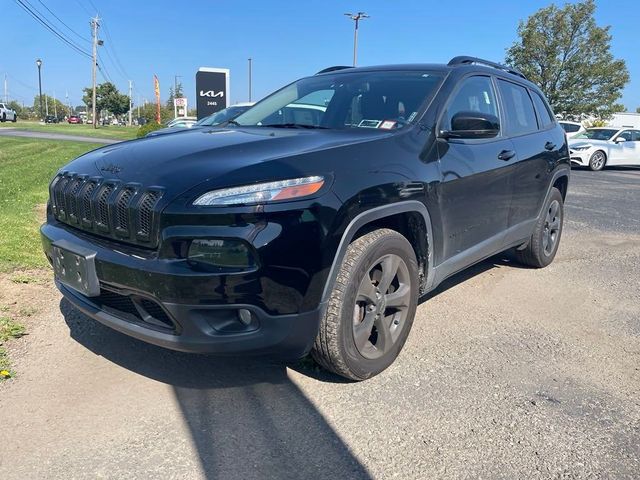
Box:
316, 65, 353, 75
448, 56, 526, 80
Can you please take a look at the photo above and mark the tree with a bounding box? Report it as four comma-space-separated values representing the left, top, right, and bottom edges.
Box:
82, 82, 130, 121
636, 107, 640, 114
165, 82, 183, 110
33, 95, 70, 119
506, 0, 629, 120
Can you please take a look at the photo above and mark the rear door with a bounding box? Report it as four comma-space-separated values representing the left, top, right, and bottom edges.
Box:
496, 79, 563, 233
436, 75, 515, 261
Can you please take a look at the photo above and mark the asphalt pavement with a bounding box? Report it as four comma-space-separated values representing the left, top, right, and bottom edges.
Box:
1, 167, 639, 479
0, 127, 118, 144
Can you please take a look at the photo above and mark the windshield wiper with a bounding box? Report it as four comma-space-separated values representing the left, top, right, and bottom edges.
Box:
260, 123, 329, 129
225, 119, 240, 126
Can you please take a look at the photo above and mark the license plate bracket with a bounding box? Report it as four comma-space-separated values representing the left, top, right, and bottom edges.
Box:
52, 240, 100, 297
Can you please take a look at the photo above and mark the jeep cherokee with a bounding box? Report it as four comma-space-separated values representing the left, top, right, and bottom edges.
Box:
41, 56, 570, 380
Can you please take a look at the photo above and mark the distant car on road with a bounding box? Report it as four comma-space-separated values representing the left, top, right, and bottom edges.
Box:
146, 104, 254, 137
68, 115, 82, 124
0, 102, 17, 122
44, 115, 59, 124
569, 127, 640, 170
559, 120, 585, 138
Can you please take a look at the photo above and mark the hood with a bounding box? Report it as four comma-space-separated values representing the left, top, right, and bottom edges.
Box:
568, 138, 609, 149
63, 127, 390, 199
146, 126, 205, 137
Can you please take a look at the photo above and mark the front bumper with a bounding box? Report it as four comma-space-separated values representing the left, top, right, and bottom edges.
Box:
41, 220, 326, 358
569, 149, 590, 166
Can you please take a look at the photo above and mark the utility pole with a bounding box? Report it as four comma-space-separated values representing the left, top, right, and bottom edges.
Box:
137, 94, 141, 119
91, 15, 100, 128
3, 74, 7, 103
248, 58, 252, 102
344, 12, 369, 67
173, 74, 181, 118
45, 94, 49, 116
128, 80, 132, 126
53, 90, 57, 118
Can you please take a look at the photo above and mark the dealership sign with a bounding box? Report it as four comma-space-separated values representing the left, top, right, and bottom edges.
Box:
195, 67, 229, 119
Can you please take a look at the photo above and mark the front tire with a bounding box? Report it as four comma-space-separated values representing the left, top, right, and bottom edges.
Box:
11, 114, 16, 123
516, 187, 564, 268
312, 228, 419, 381
1, 113, 5, 122
589, 150, 606, 171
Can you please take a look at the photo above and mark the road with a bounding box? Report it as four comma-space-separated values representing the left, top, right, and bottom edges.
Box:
0, 127, 119, 144
1, 168, 639, 479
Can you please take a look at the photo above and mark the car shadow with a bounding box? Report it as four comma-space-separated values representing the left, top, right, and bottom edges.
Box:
60, 299, 371, 480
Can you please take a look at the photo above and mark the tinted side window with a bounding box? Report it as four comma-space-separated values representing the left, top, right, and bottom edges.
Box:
442, 76, 499, 132
497, 79, 538, 136
618, 130, 633, 141
632, 130, 640, 142
531, 92, 554, 128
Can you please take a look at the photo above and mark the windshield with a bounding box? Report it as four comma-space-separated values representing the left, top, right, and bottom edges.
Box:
574, 128, 618, 141
233, 70, 444, 130
196, 106, 250, 126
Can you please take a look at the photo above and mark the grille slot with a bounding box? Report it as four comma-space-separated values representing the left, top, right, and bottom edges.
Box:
49, 173, 163, 247
96, 184, 115, 230
137, 191, 160, 240
115, 187, 135, 234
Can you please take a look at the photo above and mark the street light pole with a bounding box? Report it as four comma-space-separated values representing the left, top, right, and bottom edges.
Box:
344, 12, 369, 67
248, 57, 252, 102
36, 58, 43, 120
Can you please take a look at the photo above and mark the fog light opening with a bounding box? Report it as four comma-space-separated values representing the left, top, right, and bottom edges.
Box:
238, 308, 253, 326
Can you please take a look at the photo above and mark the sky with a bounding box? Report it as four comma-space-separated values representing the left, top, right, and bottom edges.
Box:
2, 0, 639, 112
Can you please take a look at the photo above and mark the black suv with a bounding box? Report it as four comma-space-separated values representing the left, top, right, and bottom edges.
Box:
41, 57, 569, 380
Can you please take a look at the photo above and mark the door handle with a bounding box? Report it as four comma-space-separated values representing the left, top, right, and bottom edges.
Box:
545, 141, 556, 151
497, 150, 516, 161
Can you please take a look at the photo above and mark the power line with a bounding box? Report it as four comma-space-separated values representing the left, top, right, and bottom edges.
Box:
36, 0, 91, 44
14, 0, 91, 59
101, 20, 131, 80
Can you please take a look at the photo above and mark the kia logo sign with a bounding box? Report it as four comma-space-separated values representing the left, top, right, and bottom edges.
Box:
199, 90, 224, 98
196, 68, 229, 119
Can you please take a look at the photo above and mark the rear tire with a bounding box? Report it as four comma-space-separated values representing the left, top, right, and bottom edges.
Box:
588, 150, 606, 171
1, 113, 5, 122
516, 187, 564, 268
311, 228, 419, 381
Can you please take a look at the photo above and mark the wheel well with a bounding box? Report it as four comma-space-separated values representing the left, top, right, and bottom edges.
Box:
351, 211, 429, 294
553, 175, 569, 200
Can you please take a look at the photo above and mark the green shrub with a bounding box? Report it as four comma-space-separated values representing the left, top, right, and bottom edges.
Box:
136, 122, 163, 138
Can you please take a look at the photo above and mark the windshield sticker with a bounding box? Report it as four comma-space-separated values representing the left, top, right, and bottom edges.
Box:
359, 119, 382, 128
379, 120, 397, 130
407, 111, 417, 122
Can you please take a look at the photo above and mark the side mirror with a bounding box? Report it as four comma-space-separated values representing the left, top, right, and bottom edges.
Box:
441, 111, 500, 139
614, 136, 626, 143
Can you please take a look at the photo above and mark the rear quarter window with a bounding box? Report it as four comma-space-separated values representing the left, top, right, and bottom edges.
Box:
531, 92, 555, 129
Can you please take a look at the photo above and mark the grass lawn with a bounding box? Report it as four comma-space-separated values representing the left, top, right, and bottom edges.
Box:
0, 120, 137, 141
0, 137, 102, 271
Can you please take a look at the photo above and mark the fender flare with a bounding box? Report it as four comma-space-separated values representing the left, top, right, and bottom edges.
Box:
320, 200, 434, 304
536, 166, 570, 219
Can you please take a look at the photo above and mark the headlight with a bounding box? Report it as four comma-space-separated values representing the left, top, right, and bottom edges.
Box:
571, 144, 592, 151
193, 176, 325, 206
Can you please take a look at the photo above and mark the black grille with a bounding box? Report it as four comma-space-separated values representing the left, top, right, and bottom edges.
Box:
95, 288, 175, 331
50, 172, 163, 246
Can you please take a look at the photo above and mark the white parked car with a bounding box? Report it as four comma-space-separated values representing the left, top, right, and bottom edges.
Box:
0, 102, 17, 122
569, 127, 640, 171
559, 120, 585, 138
